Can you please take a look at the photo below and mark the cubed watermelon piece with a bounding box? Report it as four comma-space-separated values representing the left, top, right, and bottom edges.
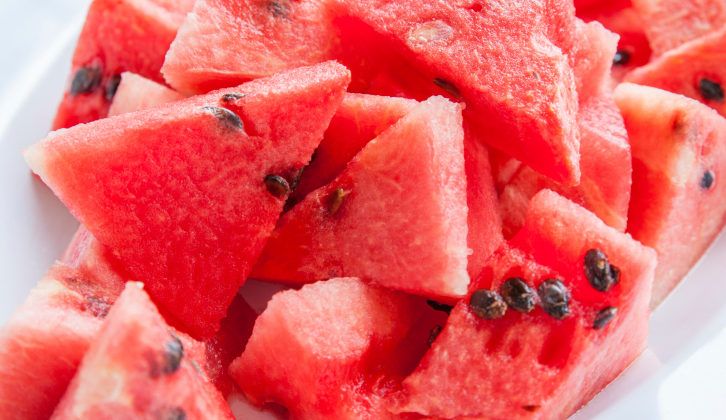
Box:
229, 277, 445, 418
615, 83, 726, 307
52, 0, 195, 129
0, 263, 121, 419
52, 283, 233, 419
26, 62, 350, 338
394, 190, 656, 419
571, 19, 619, 99
251, 96, 470, 299
500, 96, 631, 236
626, 28, 726, 117
632, 0, 726, 55
108, 72, 184, 116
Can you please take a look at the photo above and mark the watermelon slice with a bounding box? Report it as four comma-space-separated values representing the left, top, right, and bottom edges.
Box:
26, 61, 350, 338
229, 277, 445, 418
52, 283, 233, 418
615, 83, 726, 307
108, 72, 184, 116
251, 96, 470, 299
632, 0, 726, 55
394, 190, 656, 418
571, 19, 619, 99
52, 0, 195, 129
626, 28, 726, 117
500, 95, 632, 236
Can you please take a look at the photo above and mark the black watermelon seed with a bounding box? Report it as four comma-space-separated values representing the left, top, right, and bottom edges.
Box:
221, 92, 245, 102
105, 74, 122, 101
163, 407, 187, 420
469, 289, 507, 320
593, 306, 618, 330
70, 66, 103, 95
427, 325, 443, 346
201, 106, 244, 130
537, 279, 570, 320
264, 174, 291, 198
613, 50, 631, 66
426, 300, 453, 314
584, 249, 620, 292
268, 0, 290, 18
699, 78, 724, 102
522, 405, 540, 412
433, 77, 462, 99
500, 277, 536, 313
162, 335, 184, 375
701, 170, 715, 190
328, 187, 349, 215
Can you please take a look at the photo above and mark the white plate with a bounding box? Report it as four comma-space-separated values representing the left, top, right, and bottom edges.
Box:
0, 8, 724, 420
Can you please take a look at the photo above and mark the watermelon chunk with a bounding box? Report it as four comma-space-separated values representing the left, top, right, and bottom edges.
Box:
52, 283, 233, 419
26, 61, 350, 338
108, 72, 184, 116
632, 0, 726, 55
394, 190, 656, 418
615, 83, 726, 307
571, 19, 619, 99
626, 28, 726, 117
52, 0, 195, 129
251, 96, 470, 299
229, 277, 444, 418
500, 95, 632, 236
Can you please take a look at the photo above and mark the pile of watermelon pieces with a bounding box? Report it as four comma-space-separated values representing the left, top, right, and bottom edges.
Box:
1, 0, 725, 418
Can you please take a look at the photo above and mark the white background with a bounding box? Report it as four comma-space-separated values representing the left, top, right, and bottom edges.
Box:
0, 2, 723, 419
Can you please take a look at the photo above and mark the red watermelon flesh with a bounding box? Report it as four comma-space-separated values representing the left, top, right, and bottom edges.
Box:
500, 95, 631, 237
626, 28, 726, 118
632, 0, 726, 55
108, 72, 184, 116
571, 19, 619, 100
26, 61, 350, 338
229, 277, 446, 419
395, 190, 656, 418
615, 83, 726, 307
52, 283, 233, 419
251, 96, 470, 299
292, 93, 417, 202
52, 0, 195, 129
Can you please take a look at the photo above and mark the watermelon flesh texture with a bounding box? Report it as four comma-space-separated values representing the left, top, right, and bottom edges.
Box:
615, 83, 726, 307
52, 0, 194, 129
500, 95, 632, 237
251, 96, 470, 299
626, 28, 726, 118
162, 0, 582, 184
571, 19, 619, 100
26, 61, 350, 338
396, 190, 656, 419
229, 277, 446, 419
108, 72, 184, 116
52, 283, 233, 419
632, 0, 726, 55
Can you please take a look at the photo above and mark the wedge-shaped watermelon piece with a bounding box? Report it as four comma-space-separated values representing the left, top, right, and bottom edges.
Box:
626, 28, 726, 117
52, 283, 233, 419
27, 61, 350, 338
632, 0, 726, 55
571, 19, 619, 100
53, 0, 195, 129
251, 96, 469, 298
615, 83, 726, 307
229, 277, 445, 418
500, 96, 632, 236
394, 190, 656, 418
108, 72, 184, 116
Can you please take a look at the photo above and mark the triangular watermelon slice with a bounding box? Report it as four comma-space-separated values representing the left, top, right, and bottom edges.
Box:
108, 72, 184, 116
26, 61, 350, 338
615, 83, 726, 307
229, 277, 445, 418
52, 283, 233, 418
394, 190, 656, 418
251, 96, 470, 299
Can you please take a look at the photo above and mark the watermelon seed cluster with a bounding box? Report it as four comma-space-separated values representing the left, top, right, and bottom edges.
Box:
698, 78, 724, 102
537, 279, 571, 320
469, 289, 507, 319
584, 248, 620, 292
500, 277, 536, 313
593, 307, 618, 330
264, 174, 291, 198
